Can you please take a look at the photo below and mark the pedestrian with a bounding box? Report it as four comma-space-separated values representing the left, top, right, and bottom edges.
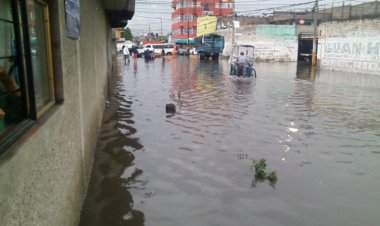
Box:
122, 45, 130, 64
131, 46, 137, 59
161, 48, 165, 61
161, 48, 165, 57
133, 48, 138, 59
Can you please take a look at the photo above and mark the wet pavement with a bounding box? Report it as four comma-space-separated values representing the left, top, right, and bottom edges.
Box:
79, 56, 380, 226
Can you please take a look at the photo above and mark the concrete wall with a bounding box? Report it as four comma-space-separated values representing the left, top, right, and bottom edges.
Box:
270, 2, 380, 24
318, 19, 380, 74
0, 0, 112, 225
217, 24, 298, 61
322, 1, 380, 21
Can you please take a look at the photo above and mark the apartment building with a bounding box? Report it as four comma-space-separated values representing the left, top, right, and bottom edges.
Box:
171, 0, 234, 43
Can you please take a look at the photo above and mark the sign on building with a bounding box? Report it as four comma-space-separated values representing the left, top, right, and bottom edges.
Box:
197, 16, 217, 37
233, 20, 240, 28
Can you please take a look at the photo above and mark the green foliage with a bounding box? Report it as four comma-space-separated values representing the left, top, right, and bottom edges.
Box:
267, 171, 278, 183
251, 158, 278, 184
159, 35, 168, 42
254, 159, 267, 172
122, 27, 133, 40
255, 168, 267, 179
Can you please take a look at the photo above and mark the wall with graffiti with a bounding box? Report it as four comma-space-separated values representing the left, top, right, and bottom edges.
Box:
217, 24, 298, 62
254, 25, 298, 62
318, 19, 380, 74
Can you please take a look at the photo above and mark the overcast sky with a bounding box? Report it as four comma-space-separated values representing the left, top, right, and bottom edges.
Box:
127, 0, 374, 36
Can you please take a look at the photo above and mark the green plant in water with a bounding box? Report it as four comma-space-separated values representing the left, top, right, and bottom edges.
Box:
267, 171, 278, 183
255, 168, 267, 179
254, 159, 267, 172
251, 158, 278, 184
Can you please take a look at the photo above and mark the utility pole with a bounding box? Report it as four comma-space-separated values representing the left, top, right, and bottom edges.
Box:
148, 24, 150, 36
160, 17, 163, 36
232, 17, 235, 45
187, 8, 190, 55
312, 0, 318, 67
188, 19, 190, 52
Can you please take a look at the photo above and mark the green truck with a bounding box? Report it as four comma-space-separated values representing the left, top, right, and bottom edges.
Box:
194, 34, 225, 60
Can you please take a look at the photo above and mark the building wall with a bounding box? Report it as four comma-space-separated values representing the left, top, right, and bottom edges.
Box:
0, 0, 112, 225
322, 1, 380, 21
217, 24, 298, 62
113, 28, 124, 40
318, 19, 380, 74
171, 0, 234, 40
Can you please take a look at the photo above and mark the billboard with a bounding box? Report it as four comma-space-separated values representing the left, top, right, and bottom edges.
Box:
197, 16, 217, 36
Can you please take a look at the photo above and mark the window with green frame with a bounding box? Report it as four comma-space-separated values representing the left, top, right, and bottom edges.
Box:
0, 0, 55, 153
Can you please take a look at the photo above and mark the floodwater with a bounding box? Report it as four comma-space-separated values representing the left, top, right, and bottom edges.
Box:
79, 56, 380, 226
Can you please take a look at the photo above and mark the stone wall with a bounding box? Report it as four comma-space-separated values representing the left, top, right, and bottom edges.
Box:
318, 19, 380, 74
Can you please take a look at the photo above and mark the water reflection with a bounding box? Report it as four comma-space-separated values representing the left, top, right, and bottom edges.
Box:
133, 60, 138, 75
296, 62, 316, 81
251, 177, 276, 189
81, 57, 380, 226
79, 60, 145, 226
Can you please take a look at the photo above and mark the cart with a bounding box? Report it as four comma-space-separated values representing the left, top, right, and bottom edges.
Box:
229, 45, 256, 77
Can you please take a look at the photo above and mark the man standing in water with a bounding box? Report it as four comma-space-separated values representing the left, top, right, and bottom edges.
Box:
122, 45, 130, 64
237, 52, 252, 76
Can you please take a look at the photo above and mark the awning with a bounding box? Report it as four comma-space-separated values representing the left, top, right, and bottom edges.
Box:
175, 39, 194, 44
103, 0, 135, 28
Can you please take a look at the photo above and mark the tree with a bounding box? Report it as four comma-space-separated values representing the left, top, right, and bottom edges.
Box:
159, 35, 168, 43
122, 27, 133, 40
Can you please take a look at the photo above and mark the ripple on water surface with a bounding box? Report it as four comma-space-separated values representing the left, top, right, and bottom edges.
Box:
80, 58, 380, 226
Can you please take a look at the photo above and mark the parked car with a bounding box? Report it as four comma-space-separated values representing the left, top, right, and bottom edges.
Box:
130, 45, 145, 57
177, 48, 189, 55
143, 43, 175, 56
190, 47, 197, 55
128, 45, 144, 57
116, 41, 137, 54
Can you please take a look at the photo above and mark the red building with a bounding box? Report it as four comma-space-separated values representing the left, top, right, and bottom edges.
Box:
171, 0, 234, 43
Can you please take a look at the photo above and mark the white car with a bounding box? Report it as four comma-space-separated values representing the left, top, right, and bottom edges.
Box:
116, 41, 137, 53
190, 48, 198, 55
136, 46, 145, 57
143, 43, 175, 56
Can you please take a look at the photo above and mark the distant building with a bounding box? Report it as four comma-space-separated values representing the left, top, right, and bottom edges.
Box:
171, 0, 235, 44
113, 28, 125, 40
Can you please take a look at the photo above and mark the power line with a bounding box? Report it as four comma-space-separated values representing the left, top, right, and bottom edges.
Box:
132, 15, 172, 20
236, 0, 320, 14
129, 0, 376, 34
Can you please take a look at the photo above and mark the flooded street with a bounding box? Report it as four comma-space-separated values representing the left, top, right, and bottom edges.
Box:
80, 56, 380, 226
